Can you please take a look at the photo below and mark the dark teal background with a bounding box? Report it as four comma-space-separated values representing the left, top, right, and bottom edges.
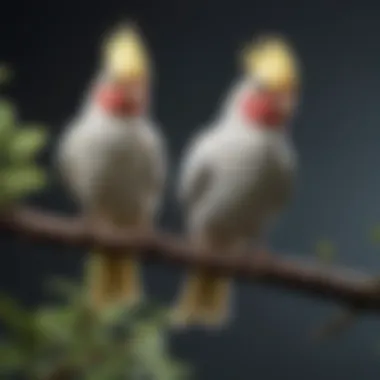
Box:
1, 0, 380, 378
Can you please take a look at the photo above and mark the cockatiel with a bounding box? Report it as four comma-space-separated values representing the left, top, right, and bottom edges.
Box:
57, 24, 167, 310
172, 35, 300, 328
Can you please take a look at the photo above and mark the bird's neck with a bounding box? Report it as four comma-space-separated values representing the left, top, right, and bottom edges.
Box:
83, 100, 146, 125
97, 85, 144, 117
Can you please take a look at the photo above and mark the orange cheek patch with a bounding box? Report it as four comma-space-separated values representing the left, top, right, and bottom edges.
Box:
241, 92, 285, 127
95, 83, 146, 117
96, 85, 125, 112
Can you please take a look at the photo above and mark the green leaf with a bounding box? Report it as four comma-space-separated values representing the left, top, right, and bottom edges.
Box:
0, 342, 26, 374
0, 65, 11, 86
22, 278, 191, 380
0, 294, 30, 332
315, 239, 336, 264
34, 308, 74, 341
135, 324, 165, 354
46, 278, 83, 301
168, 361, 192, 380
369, 225, 380, 246
131, 301, 169, 326
1, 166, 46, 198
153, 359, 189, 380
8, 127, 48, 163
83, 352, 133, 380
0, 294, 36, 351
0, 99, 16, 139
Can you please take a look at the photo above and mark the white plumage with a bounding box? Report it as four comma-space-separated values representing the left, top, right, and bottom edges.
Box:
181, 124, 296, 239
59, 105, 166, 225
57, 24, 168, 309
173, 77, 297, 327
58, 97, 166, 309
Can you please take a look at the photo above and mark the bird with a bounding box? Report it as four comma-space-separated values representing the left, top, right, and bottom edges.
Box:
57, 23, 167, 310
172, 34, 300, 328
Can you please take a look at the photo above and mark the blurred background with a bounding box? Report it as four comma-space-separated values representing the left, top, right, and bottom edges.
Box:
1, 0, 380, 378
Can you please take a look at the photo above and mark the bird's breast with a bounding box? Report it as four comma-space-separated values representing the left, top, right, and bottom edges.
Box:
192, 130, 296, 236
65, 119, 154, 219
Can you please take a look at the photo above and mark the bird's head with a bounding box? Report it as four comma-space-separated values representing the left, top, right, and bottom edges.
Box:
237, 34, 301, 129
93, 23, 151, 118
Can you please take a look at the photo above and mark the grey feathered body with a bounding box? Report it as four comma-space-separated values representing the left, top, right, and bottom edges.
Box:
58, 106, 166, 226
179, 122, 296, 242
173, 73, 298, 328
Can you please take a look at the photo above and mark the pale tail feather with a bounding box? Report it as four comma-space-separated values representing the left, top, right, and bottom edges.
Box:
86, 250, 142, 310
171, 269, 233, 329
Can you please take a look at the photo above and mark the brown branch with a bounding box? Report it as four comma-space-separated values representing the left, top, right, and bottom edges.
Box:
1, 207, 380, 313
45, 367, 77, 380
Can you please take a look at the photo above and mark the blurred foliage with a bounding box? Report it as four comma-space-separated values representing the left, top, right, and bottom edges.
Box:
0, 279, 191, 380
0, 65, 12, 85
0, 65, 48, 209
369, 224, 380, 246
0, 67, 190, 379
315, 239, 336, 264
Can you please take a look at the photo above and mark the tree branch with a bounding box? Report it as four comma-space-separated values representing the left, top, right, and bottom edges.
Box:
1, 207, 380, 312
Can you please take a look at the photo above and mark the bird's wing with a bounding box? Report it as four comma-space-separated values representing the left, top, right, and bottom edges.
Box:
178, 127, 214, 211
55, 117, 89, 199
142, 121, 167, 193
56, 119, 79, 190
138, 121, 168, 217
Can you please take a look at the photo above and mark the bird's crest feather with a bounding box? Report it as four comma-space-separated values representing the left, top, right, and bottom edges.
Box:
103, 23, 150, 80
240, 34, 300, 90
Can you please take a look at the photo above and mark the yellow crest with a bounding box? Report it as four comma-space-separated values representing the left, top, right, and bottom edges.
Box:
103, 24, 150, 80
241, 35, 300, 91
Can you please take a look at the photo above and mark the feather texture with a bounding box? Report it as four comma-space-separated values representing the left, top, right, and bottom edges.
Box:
58, 101, 166, 309
173, 78, 297, 328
